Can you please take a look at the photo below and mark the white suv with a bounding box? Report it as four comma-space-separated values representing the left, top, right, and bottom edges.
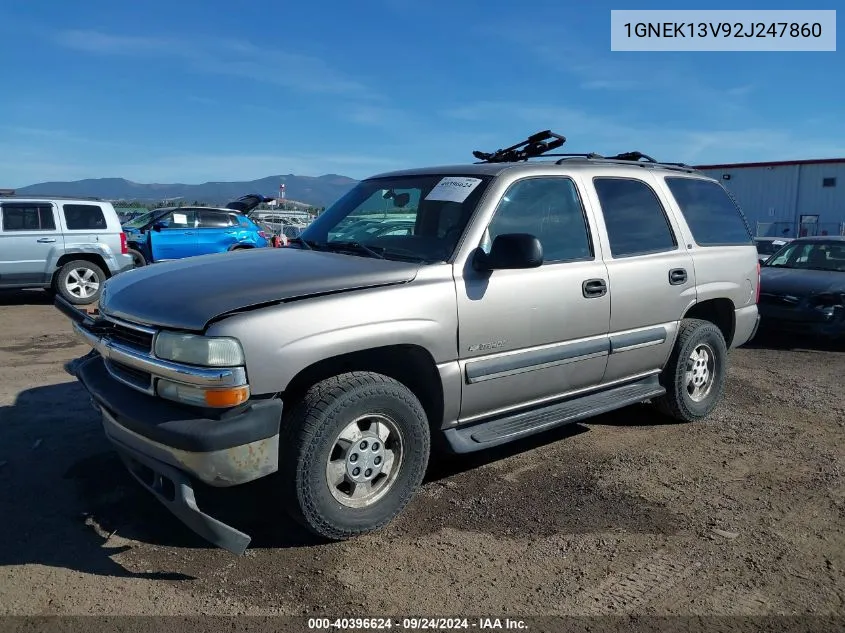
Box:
0, 194, 134, 304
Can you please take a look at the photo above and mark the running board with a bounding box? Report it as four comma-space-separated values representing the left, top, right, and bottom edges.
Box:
443, 376, 665, 453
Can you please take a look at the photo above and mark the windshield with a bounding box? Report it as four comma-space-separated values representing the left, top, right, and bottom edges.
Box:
299, 174, 492, 262
765, 241, 845, 271
123, 208, 168, 229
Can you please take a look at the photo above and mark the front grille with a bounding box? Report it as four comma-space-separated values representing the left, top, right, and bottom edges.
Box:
98, 320, 155, 352
106, 359, 153, 392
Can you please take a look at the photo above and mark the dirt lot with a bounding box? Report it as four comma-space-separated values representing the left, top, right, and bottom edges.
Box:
0, 289, 843, 622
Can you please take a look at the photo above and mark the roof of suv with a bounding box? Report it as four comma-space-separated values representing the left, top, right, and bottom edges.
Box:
0, 194, 108, 203
369, 130, 707, 181
368, 159, 707, 181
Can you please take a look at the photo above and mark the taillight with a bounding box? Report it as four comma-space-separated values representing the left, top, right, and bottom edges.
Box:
119, 232, 128, 255
755, 262, 761, 304
258, 231, 268, 239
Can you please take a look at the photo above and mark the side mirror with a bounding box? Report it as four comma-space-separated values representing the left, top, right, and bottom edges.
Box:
152, 221, 165, 232
473, 233, 543, 271
758, 257, 767, 266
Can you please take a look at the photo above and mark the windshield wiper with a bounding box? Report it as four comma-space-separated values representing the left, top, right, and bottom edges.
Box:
324, 241, 385, 259
288, 236, 316, 250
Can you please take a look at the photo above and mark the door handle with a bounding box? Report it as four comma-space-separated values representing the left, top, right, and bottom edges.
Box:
183, 232, 194, 235
669, 268, 687, 285
37, 237, 56, 243
582, 278, 607, 298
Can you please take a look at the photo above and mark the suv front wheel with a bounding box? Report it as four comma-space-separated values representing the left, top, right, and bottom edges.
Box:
654, 318, 728, 422
281, 371, 431, 540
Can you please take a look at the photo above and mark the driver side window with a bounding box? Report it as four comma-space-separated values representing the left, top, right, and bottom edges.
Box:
482, 177, 593, 263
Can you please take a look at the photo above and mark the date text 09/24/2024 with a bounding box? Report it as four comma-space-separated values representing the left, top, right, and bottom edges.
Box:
307, 617, 528, 630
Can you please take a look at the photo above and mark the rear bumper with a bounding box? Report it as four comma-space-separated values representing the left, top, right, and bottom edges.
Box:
69, 353, 283, 555
732, 305, 760, 348
108, 253, 135, 275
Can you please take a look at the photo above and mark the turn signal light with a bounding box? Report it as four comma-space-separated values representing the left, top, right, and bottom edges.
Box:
204, 386, 250, 408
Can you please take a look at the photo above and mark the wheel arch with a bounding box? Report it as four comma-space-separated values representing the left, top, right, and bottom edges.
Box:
282, 344, 445, 432
682, 298, 736, 347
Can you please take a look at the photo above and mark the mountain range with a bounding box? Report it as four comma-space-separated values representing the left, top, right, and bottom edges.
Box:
13, 174, 359, 208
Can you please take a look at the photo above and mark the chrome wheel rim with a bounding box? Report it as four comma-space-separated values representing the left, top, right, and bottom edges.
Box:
326, 413, 404, 508
685, 343, 716, 402
65, 268, 100, 299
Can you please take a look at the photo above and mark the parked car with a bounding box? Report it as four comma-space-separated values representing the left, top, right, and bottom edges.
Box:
122, 194, 273, 266
754, 236, 792, 263
0, 194, 133, 304
758, 236, 845, 339
58, 131, 760, 554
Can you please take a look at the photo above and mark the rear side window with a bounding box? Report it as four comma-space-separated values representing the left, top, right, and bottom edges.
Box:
664, 177, 752, 246
63, 204, 107, 230
1, 203, 56, 231
593, 178, 676, 258
197, 211, 234, 228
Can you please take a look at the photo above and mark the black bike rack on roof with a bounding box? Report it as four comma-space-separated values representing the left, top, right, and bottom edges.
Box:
472, 131, 696, 172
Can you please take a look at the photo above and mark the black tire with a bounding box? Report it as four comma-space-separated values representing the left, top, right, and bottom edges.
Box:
54, 260, 106, 305
281, 371, 430, 540
128, 248, 146, 267
653, 318, 728, 422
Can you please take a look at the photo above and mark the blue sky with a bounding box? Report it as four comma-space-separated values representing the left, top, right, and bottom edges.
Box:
1, 0, 842, 187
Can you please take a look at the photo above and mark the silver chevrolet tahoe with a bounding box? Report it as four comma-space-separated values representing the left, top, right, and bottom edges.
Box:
58, 132, 761, 555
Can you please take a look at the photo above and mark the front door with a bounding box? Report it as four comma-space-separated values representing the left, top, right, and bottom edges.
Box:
0, 202, 63, 286
454, 175, 611, 423
149, 209, 197, 261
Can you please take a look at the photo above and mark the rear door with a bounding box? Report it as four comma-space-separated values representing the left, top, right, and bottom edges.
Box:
585, 173, 697, 384
0, 202, 63, 286
196, 210, 238, 254
148, 209, 197, 260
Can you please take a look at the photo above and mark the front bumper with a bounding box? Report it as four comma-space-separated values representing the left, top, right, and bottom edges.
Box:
69, 353, 283, 554
758, 304, 845, 339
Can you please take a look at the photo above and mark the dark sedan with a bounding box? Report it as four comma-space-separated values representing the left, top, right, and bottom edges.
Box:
758, 236, 845, 339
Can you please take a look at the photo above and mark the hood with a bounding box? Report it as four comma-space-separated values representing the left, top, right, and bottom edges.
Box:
99, 248, 420, 330
225, 194, 275, 213
760, 267, 845, 297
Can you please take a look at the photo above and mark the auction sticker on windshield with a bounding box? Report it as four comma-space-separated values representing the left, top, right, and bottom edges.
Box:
425, 177, 482, 203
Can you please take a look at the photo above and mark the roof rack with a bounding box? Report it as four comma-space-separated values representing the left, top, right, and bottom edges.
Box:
473, 130, 566, 163
471, 133, 697, 173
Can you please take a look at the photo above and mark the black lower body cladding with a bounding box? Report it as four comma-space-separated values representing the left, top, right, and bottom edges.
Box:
70, 354, 284, 554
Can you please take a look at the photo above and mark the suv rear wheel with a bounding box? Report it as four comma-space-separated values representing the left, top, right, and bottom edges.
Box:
281, 371, 430, 540
55, 260, 106, 305
653, 318, 728, 422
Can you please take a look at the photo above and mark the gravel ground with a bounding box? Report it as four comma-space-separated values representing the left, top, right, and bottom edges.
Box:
0, 289, 843, 623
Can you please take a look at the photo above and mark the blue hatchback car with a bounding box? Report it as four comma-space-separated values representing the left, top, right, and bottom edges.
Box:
122, 195, 272, 266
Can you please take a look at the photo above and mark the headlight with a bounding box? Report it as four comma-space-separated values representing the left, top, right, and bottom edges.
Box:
153, 332, 244, 366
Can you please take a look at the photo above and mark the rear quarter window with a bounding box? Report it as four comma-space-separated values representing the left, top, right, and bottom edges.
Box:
63, 204, 108, 230
664, 177, 752, 246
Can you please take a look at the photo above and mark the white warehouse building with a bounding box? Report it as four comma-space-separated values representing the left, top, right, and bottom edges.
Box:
694, 158, 845, 238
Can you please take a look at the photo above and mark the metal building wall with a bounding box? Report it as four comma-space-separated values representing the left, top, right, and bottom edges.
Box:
794, 163, 845, 236
696, 162, 845, 237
